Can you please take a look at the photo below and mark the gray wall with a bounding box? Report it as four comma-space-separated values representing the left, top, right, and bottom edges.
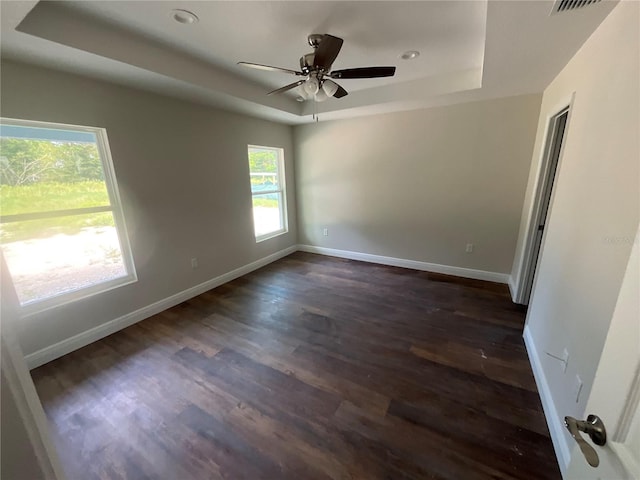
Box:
513, 1, 638, 466
294, 94, 541, 274
1, 61, 297, 356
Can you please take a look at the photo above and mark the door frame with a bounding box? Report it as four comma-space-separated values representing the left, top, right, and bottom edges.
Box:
1, 253, 66, 479
515, 94, 575, 305
611, 366, 640, 477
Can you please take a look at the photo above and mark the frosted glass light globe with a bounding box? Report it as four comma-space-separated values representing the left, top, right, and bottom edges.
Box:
322, 80, 339, 97
303, 77, 320, 96
315, 89, 329, 102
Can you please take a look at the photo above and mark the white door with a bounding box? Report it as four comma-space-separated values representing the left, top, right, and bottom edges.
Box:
566, 226, 640, 479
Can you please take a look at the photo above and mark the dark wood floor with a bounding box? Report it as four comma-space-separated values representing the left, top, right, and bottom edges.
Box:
32, 252, 560, 480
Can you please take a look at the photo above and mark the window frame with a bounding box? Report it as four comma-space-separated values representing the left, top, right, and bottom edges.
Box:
0, 117, 137, 315
247, 145, 288, 243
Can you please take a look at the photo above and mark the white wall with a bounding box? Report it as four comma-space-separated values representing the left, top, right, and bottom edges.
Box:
515, 1, 639, 471
0, 61, 297, 358
294, 94, 541, 276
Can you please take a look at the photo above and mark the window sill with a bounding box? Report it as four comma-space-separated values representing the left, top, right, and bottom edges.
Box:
20, 274, 138, 318
255, 229, 288, 243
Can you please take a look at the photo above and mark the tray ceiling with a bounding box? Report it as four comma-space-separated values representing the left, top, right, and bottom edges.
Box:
0, 1, 618, 124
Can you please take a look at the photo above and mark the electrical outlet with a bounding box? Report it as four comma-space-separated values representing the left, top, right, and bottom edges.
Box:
191, 257, 198, 269
323, 228, 328, 236
573, 375, 583, 403
466, 243, 474, 253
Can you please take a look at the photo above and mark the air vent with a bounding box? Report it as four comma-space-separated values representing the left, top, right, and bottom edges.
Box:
551, 0, 602, 14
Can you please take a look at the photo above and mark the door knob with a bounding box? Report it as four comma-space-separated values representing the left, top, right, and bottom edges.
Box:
564, 414, 607, 467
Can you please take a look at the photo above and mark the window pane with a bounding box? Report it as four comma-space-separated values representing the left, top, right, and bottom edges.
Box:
0, 133, 109, 216
252, 193, 283, 237
248, 147, 279, 193
1, 212, 127, 306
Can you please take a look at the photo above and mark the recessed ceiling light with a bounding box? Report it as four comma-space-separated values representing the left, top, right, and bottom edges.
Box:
171, 9, 199, 25
400, 50, 420, 60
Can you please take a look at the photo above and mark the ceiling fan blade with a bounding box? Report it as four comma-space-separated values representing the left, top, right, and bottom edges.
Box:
333, 83, 348, 98
330, 66, 396, 79
323, 79, 348, 98
313, 34, 344, 71
267, 79, 306, 95
238, 62, 304, 76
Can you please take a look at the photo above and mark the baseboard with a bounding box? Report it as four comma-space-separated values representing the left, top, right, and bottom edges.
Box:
508, 275, 518, 302
297, 244, 510, 284
25, 245, 297, 370
523, 326, 570, 476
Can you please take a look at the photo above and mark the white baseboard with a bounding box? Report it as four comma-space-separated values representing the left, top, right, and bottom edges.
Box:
523, 326, 570, 476
25, 245, 297, 370
508, 275, 518, 302
297, 244, 510, 284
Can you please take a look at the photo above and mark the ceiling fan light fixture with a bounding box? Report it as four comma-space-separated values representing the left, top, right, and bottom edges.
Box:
315, 89, 330, 102
171, 9, 199, 25
322, 80, 339, 97
400, 50, 420, 60
303, 77, 320, 96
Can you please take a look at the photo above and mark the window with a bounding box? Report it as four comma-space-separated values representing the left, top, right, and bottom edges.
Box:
248, 145, 287, 241
0, 118, 136, 312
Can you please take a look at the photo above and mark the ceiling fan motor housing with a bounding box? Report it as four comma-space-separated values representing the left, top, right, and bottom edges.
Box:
300, 53, 315, 74
301, 34, 328, 74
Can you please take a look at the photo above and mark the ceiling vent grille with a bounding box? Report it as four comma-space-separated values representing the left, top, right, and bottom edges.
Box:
551, 0, 602, 14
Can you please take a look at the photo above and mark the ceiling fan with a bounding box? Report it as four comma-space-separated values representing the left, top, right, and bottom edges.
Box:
238, 34, 396, 102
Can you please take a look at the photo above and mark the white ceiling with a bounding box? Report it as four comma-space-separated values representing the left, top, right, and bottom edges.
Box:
0, 0, 618, 125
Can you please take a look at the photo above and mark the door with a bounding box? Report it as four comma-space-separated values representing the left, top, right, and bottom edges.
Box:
566, 226, 640, 479
519, 107, 569, 305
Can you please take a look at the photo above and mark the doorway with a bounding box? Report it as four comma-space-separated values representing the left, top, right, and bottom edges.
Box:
518, 106, 570, 305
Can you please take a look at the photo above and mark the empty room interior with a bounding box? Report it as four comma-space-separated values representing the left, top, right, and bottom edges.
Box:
1, 1, 639, 479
